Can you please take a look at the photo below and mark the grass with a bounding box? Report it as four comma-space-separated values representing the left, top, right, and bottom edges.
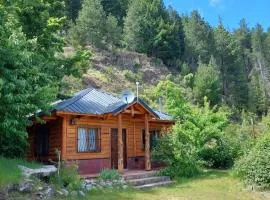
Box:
0, 157, 42, 187
86, 170, 266, 200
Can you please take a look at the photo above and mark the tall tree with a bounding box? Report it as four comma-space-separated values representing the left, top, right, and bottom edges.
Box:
123, 0, 165, 54
0, 0, 88, 157
65, 0, 82, 22
214, 21, 246, 106
69, 0, 121, 48
248, 74, 267, 116
123, 0, 184, 66
101, 0, 130, 26
251, 24, 270, 103
193, 56, 221, 105
182, 10, 214, 70
153, 6, 184, 66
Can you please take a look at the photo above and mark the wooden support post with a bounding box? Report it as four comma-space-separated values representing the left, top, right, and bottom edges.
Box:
61, 116, 67, 161
118, 114, 124, 172
145, 114, 151, 171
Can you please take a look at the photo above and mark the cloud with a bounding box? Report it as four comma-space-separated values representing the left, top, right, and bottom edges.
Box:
209, 0, 222, 7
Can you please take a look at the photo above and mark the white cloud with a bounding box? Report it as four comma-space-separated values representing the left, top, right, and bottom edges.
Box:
209, 0, 222, 7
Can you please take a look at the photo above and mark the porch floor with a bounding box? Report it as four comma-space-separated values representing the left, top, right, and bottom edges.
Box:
80, 169, 159, 179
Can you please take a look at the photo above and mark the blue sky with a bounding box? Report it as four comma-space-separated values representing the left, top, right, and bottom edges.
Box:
163, 0, 270, 30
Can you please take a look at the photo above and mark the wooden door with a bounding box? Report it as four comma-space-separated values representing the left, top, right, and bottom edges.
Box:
111, 128, 127, 169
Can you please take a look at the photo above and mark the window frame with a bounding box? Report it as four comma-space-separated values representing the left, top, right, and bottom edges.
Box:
76, 126, 101, 153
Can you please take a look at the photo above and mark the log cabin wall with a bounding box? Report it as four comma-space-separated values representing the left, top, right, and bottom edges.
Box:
27, 117, 62, 162
27, 113, 172, 174
63, 114, 172, 174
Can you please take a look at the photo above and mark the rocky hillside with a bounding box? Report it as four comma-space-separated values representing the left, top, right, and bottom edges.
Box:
62, 47, 173, 96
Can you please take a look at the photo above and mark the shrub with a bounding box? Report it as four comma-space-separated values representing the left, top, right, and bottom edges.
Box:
198, 135, 236, 169
152, 131, 201, 178
50, 162, 82, 191
98, 169, 120, 181
234, 133, 270, 189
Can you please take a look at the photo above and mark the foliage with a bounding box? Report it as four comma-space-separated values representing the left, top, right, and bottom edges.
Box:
98, 169, 121, 181
152, 130, 201, 178
50, 163, 83, 191
193, 56, 221, 105
0, 1, 89, 158
153, 95, 234, 174
234, 133, 270, 189
0, 157, 41, 187
123, 0, 184, 65
152, 79, 189, 118
182, 10, 214, 66
69, 0, 121, 48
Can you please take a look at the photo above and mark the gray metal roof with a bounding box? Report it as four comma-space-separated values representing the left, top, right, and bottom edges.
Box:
53, 88, 172, 121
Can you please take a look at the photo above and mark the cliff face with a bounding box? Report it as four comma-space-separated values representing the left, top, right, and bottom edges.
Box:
62, 47, 172, 95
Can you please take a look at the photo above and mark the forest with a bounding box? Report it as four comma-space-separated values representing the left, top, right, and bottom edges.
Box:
1, 0, 270, 197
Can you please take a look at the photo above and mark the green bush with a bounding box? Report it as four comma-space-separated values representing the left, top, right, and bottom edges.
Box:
98, 169, 120, 181
50, 163, 82, 191
198, 135, 236, 169
234, 133, 270, 189
152, 131, 201, 178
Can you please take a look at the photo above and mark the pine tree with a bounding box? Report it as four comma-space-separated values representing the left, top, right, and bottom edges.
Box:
101, 0, 130, 26
69, 0, 121, 48
69, 0, 107, 47
65, 0, 82, 22
193, 56, 221, 105
249, 75, 267, 116
123, 0, 165, 54
182, 10, 214, 69
251, 24, 270, 105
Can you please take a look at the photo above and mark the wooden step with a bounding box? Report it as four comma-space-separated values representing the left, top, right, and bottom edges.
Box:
127, 176, 170, 186
123, 171, 158, 180
134, 180, 174, 189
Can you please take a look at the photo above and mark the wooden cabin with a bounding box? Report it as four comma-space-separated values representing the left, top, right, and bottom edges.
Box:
27, 88, 174, 174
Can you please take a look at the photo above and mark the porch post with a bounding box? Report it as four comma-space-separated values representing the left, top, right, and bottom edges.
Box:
118, 114, 124, 172
145, 114, 151, 171
61, 116, 67, 160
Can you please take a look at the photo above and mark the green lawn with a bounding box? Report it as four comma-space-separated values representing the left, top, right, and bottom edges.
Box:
86, 170, 267, 200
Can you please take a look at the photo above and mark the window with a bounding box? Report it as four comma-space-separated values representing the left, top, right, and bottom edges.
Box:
141, 129, 160, 150
78, 127, 101, 152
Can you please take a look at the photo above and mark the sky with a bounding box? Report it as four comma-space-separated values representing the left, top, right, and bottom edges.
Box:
163, 0, 270, 30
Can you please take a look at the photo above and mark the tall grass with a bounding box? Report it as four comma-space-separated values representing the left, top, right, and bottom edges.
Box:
0, 157, 41, 187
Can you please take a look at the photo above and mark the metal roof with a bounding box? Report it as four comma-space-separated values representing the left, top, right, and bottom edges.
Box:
53, 88, 172, 121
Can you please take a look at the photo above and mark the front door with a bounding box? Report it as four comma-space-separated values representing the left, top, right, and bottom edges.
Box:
111, 128, 127, 169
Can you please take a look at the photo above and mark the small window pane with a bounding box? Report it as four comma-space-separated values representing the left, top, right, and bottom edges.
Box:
78, 127, 100, 152
78, 128, 87, 152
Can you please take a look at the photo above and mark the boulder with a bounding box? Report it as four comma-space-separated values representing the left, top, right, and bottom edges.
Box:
18, 165, 57, 178
18, 179, 34, 192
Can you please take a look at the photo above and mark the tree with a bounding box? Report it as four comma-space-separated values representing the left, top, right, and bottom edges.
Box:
101, 0, 130, 26
69, 0, 107, 47
193, 56, 221, 105
0, 0, 89, 157
214, 20, 248, 108
123, 0, 184, 66
123, 0, 165, 54
248, 74, 267, 116
69, 0, 121, 48
65, 0, 82, 22
153, 6, 184, 66
152, 79, 189, 118
250, 24, 270, 106
182, 10, 214, 69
